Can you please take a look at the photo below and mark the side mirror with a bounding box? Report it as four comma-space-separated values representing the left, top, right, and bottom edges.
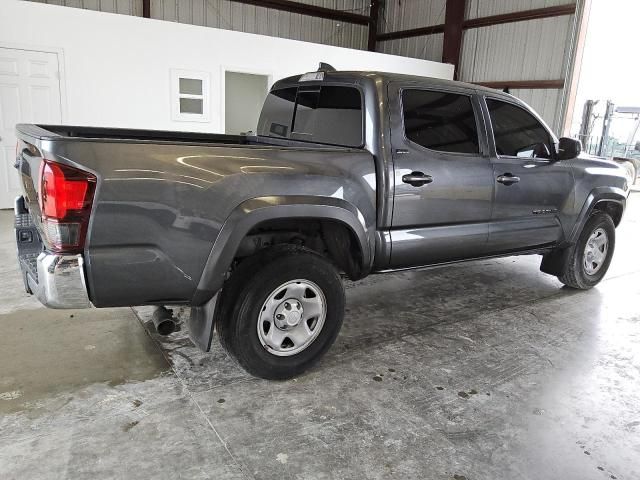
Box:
557, 137, 582, 160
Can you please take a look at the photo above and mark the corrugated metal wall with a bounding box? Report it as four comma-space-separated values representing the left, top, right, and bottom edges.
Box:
377, 0, 445, 62
26, 0, 142, 15
25, 0, 369, 49
459, 15, 575, 130
375, 0, 577, 131
150, 0, 368, 49
25, 0, 577, 130
465, 0, 570, 19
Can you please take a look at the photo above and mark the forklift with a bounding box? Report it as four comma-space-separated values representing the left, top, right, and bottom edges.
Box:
578, 100, 640, 185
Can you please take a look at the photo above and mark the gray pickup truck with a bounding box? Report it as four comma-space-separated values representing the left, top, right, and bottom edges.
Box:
14, 69, 630, 379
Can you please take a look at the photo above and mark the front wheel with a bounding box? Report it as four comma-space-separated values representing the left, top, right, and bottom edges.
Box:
558, 212, 616, 289
216, 245, 345, 380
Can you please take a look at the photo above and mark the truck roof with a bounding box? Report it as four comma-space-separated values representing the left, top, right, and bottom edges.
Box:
272, 70, 513, 99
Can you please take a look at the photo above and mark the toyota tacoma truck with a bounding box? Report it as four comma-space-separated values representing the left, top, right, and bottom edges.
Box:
14, 69, 630, 379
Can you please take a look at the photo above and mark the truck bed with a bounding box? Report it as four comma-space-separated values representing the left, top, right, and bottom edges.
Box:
15, 123, 376, 308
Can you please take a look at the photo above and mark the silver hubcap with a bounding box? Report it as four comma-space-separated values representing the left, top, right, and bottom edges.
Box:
257, 280, 326, 356
583, 227, 608, 275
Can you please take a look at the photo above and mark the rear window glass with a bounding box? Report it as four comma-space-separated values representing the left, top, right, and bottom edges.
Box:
257, 85, 363, 147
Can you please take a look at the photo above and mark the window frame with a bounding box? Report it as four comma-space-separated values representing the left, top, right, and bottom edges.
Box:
257, 82, 366, 149
170, 69, 211, 123
482, 95, 558, 161
398, 86, 485, 158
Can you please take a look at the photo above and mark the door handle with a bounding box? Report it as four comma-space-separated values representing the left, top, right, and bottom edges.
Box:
496, 173, 520, 186
402, 171, 433, 187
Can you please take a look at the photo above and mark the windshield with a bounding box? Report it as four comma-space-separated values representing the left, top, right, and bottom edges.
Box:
257, 85, 363, 148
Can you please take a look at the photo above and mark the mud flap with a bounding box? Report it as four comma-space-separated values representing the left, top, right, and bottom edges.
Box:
540, 247, 571, 276
187, 292, 220, 352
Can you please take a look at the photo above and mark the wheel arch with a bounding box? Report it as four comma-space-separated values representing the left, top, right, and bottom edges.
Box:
569, 187, 627, 243
192, 195, 374, 306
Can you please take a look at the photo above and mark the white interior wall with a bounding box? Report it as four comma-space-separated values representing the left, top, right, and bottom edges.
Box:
0, 0, 453, 133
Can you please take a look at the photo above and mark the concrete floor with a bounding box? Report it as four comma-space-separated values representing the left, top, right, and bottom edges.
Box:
1, 194, 639, 480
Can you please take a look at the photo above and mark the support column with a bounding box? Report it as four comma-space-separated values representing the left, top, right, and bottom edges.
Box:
442, 0, 466, 79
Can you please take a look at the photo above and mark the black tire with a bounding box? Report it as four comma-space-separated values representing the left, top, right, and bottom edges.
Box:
215, 245, 345, 380
558, 212, 616, 289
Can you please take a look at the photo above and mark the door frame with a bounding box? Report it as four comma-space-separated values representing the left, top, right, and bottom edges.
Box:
219, 64, 274, 134
0, 42, 68, 123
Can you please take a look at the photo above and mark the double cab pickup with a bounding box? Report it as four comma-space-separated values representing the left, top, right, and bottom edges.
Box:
14, 69, 630, 378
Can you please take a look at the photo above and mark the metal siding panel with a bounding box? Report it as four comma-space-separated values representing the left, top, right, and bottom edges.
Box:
379, 33, 444, 63
24, 0, 368, 49
98, 0, 116, 12
458, 15, 574, 83
466, 0, 571, 20
83, 0, 100, 10
380, 0, 446, 33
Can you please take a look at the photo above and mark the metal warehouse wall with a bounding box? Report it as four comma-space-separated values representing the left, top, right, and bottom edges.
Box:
25, 0, 580, 131
377, 0, 445, 61
26, 0, 143, 15
25, 0, 369, 49
461, 1, 576, 131
376, 0, 579, 132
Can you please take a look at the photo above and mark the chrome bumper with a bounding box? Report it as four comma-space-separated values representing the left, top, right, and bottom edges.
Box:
28, 253, 92, 309
15, 196, 91, 309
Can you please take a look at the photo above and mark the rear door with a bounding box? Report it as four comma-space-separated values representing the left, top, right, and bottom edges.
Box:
482, 97, 574, 253
388, 83, 494, 268
0, 47, 62, 208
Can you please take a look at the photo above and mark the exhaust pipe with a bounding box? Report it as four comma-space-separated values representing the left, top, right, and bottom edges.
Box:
152, 307, 177, 336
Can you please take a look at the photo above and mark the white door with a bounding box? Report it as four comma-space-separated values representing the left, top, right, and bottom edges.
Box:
0, 47, 62, 208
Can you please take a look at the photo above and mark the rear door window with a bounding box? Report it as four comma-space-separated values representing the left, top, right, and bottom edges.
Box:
257, 85, 363, 147
401, 89, 480, 154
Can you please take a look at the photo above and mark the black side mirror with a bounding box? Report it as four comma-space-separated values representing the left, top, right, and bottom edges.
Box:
557, 137, 582, 160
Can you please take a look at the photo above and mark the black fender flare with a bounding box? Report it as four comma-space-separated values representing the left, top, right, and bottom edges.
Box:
192, 195, 373, 306
568, 187, 627, 244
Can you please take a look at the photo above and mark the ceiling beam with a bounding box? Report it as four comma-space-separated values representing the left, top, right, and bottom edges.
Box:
442, 0, 466, 79
228, 0, 370, 26
368, 0, 381, 51
377, 3, 576, 42
464, 4, 577, 29
377, 24, 445, 42
474, 79, 565, 90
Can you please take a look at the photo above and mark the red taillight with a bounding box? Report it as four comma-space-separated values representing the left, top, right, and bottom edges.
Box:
41, 161, 90, 218
39, 160, 96, 253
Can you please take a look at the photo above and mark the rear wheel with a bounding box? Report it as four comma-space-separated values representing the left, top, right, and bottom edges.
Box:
557, 212, 615, 289
216, 245, 345, 379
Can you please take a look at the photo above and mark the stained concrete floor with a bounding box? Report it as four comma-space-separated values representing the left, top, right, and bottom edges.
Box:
1, 194, 639, 480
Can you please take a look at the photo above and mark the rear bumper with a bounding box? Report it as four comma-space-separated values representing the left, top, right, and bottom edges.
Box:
15, 197, 91, 309
30, 253, 91, 309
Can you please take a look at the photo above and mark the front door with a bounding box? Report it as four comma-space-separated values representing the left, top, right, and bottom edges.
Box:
482, 97, 574, 253
388, 84, 494, 268
0, 47, 62, 208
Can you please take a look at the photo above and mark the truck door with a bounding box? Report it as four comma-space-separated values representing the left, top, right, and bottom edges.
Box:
482, 97, 575, 254
388, 83, 494, 268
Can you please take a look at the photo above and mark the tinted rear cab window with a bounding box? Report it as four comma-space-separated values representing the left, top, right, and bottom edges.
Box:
402, 89, 479, 154
257, 85, 363, 147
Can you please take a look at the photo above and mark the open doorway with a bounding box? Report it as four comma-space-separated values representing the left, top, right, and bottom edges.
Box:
224, 71, 269, 135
